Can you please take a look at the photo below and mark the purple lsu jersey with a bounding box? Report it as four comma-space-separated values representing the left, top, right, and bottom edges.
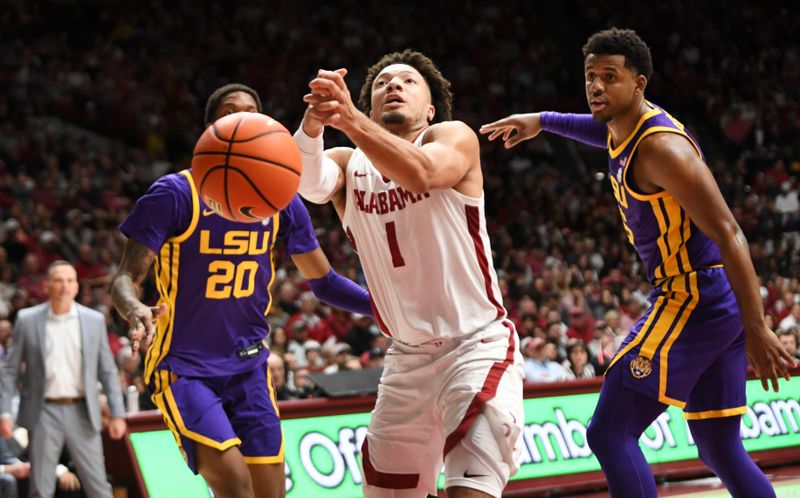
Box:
607, 103, 721, 283
602, 104, 747, 416
120, 170, 319, 382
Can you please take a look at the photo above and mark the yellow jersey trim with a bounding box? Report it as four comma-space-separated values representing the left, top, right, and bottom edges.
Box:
650, 196, 693, 280
163, 376, 242, 450
263, 212, 281, 317
243, 432, 285, 464
656, 272, 699, 408
608, 108, 661, 159
606, 292, 669, 373
145, 244, 179, 384
622, 127, 703, 202
145, 243, 180, 384
266, 352, 281, 416
684, 407, 747, 420
169, 170, 200, 244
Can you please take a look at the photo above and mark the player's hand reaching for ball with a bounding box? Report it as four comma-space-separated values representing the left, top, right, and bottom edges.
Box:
480, 113, 543, 148
304, 68, 359, 133
127, 302, 167, 353
746, 324, 796, 392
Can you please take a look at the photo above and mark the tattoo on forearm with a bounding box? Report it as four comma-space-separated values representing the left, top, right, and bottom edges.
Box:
111, 240, 156, 320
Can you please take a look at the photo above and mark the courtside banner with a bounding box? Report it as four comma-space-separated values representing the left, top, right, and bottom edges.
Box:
129, 378, 800, 497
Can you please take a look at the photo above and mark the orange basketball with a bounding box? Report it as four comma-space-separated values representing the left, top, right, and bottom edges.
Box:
191, 112, 302, 222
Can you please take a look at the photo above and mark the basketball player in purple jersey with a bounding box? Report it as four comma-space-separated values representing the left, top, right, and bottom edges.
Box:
481, 28, 795, 498
111, 83, 373, 498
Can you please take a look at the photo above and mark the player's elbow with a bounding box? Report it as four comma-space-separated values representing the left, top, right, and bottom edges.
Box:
714, 220, 747, 252
402, 173, 433, 194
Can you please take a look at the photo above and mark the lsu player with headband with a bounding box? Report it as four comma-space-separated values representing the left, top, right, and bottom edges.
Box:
481, 28, 795, 498
111, 83, 373, 498
295, 51, 525, 498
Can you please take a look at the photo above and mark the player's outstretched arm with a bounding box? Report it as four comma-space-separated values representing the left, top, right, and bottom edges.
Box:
481, 112, 608, 149
306, 69, 477, 194
291, 249, 373, 317
110, 239, 167, 352
637, 133, 796, 391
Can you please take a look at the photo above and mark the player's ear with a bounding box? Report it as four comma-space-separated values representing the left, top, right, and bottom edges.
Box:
634, 73, 647, 96
427, 104, 435, 123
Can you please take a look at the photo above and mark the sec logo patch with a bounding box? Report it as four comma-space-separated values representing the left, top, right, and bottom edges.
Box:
630, 355, 653, 379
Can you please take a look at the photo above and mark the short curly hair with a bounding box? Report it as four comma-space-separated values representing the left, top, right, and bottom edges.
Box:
582, 28, 653, 80
204, 83, 262, 125
359, 49, 453, 123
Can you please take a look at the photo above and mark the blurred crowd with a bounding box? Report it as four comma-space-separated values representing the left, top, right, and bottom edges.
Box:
0, 0, 798, 410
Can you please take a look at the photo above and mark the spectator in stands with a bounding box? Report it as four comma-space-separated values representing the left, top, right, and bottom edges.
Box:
522, 337, 569, 383
779, 303, 800, 330
0, 436, 29, 498
324, 343, 356, 374
0, 319, 11, 359
16, 254, 47, 305
563, 340, 596, 380
287, 321, 311, 367
267, 326, 288, 357
589, 324, 620, 374
778, 327, 800, 360
290, 368, 320, 398
566, 307, 595, 345
365, 347, 386, 369
544, 320, 568, 360
267, 354, 296, 401
304, 340, 326, 372
344, 313, 377, 356
73, 245, 110, 289
287, 291, 331, 343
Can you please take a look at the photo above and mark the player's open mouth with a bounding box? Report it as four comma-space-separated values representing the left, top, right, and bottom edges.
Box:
384, 95, 405, 108
590, 100, 608, 111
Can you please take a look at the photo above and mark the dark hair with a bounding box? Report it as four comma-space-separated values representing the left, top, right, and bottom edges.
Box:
359, 49, 453, 123
582, 28, 653, 80
567, 340, 588, 356
204, 83, 262, 124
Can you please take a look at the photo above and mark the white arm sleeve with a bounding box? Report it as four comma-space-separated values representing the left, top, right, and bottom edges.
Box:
294, 124, 342, 204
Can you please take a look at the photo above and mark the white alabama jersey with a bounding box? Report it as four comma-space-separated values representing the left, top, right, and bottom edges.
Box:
342, 130, 506, 345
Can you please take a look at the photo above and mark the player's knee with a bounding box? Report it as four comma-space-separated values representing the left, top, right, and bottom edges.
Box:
586, 417, 609, 457
694, 440, 724, 472
211, 479, 253, 498
203, 465, 254, 498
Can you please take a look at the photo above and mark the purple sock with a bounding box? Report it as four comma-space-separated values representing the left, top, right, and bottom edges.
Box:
540, 112, 609, 149
689, 416, 776, 498
587, 365, 666, 498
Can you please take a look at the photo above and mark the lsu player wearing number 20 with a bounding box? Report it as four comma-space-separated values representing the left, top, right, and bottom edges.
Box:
296, 51, 525, 498
111, 83, 372, 498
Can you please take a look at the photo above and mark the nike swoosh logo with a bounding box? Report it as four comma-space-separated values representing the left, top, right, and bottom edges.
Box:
203, 209, 216, 216
354, 172, 369, 177
463, 471, 487, 479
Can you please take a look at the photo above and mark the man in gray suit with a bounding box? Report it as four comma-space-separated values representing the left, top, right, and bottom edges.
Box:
0, 261, 126, 498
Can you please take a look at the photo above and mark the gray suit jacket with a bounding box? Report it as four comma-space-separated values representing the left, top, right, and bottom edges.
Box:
0, 302, 125, 432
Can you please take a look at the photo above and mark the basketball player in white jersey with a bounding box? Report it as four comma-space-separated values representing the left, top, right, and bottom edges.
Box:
294, 50, 525, 498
